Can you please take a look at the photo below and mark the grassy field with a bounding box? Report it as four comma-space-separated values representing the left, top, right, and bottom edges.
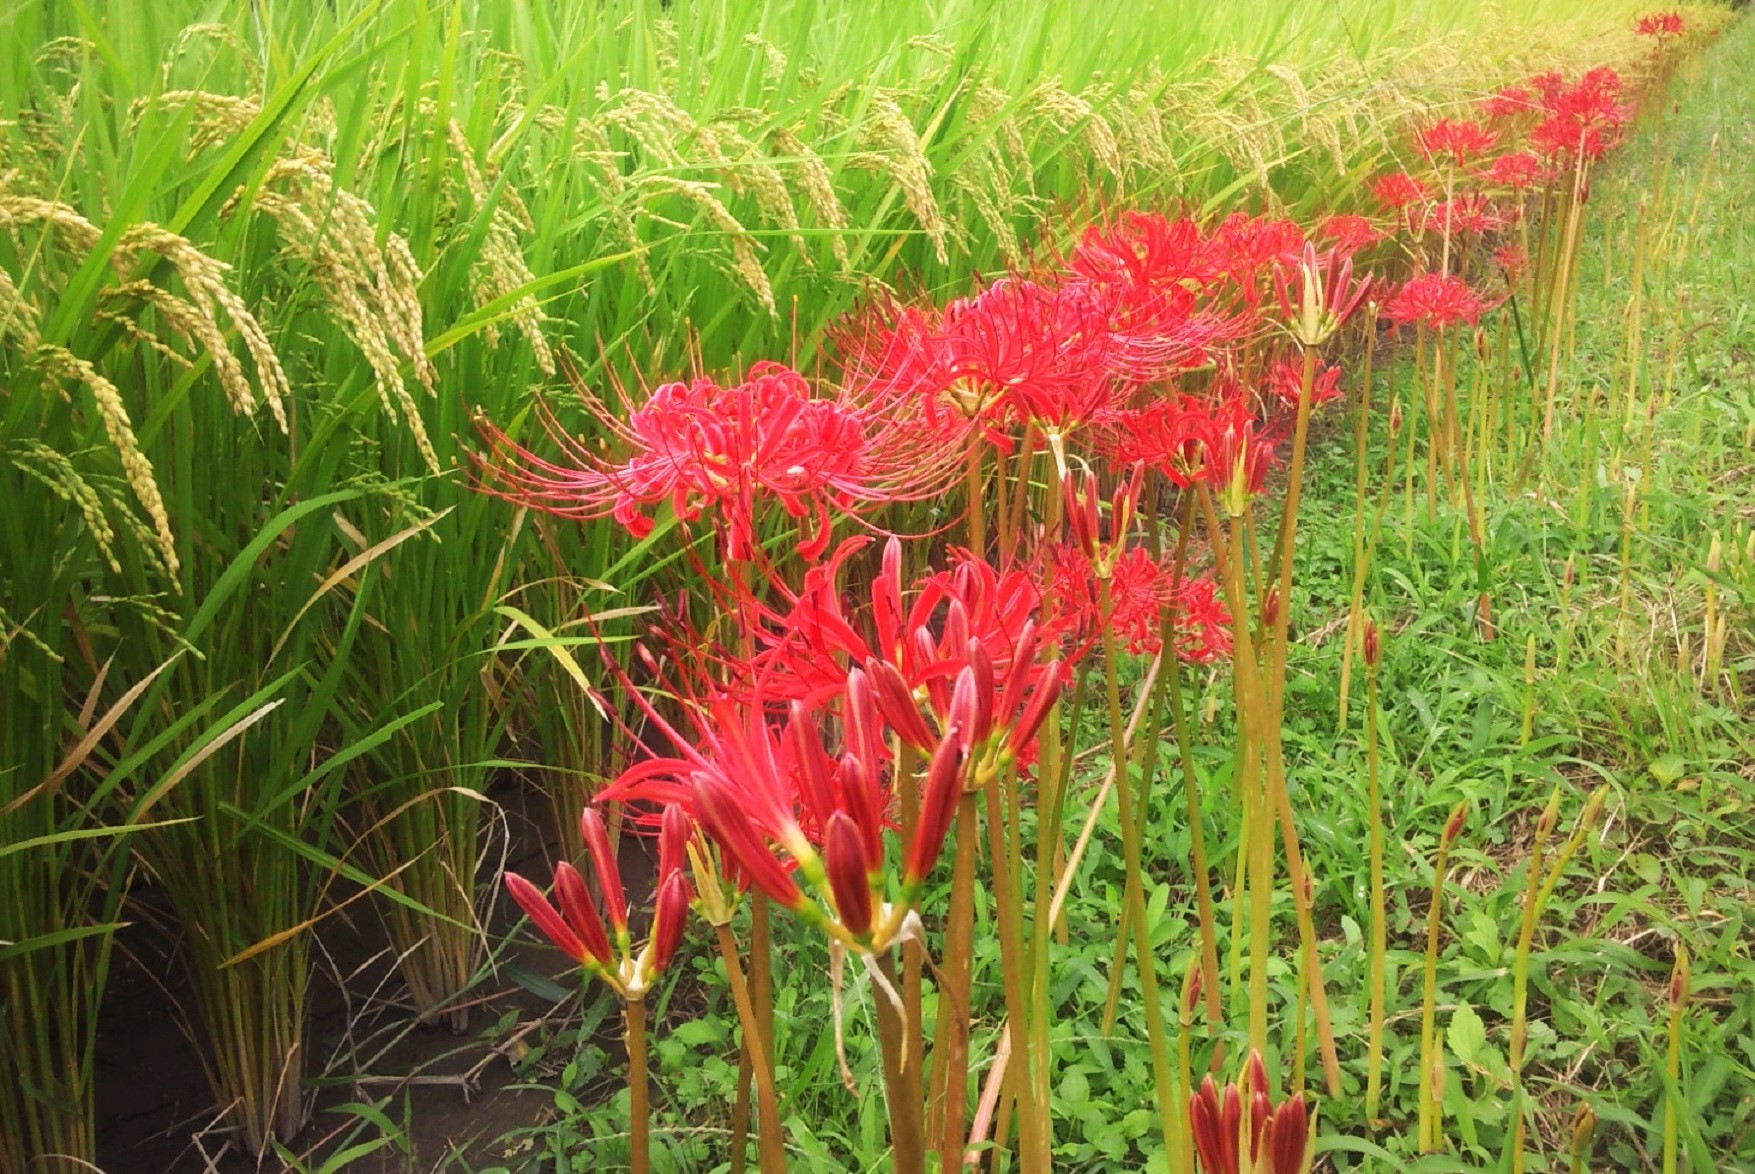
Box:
1, 1, 1748, 1172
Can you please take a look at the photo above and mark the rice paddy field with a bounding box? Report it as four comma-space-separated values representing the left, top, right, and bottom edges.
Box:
2, 1, 1752, 1171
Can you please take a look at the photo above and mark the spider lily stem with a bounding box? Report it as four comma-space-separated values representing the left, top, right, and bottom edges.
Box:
714, 925, 787, 1174
626, 997, 651, 1174
1098, 575, 1181, 1165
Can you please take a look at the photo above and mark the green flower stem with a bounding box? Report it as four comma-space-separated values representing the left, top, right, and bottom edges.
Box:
1098, 574, 1180, 1164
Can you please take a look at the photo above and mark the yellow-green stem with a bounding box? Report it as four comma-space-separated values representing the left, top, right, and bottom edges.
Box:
714, 925, 787, 1174
1099, 575, 1179, 1161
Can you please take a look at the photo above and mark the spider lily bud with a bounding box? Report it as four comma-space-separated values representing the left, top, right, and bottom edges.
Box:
1534, 787, 1563, 843
647, 870, 692, 976
866, 659, 936, 751
905, 724, 967, 886
693, 775, 806, 910
579, 808, 628, 944
1063, 470, 1100, 561
843, 668, 886, 785
1262, 587, 1282, 630
1363, 617, 1381, 669
1180, 957, 1203, 1026
1669, 943, 1690, 1008
1577, 785, 1608, 834
503, 871, 592, 966
1442, 801, 1469, 848
1007, 659, 1066, 757
1569, 1102, 1597, 1170
789, 701, 841, 831
1189, 1050, 1315, 1174
967, 639, 996, 746
659, 803, 692, 882
837, 753, 885, 867
1388, 397, 1403, 438
553, 861, 615, 967
823, 812, 874, 936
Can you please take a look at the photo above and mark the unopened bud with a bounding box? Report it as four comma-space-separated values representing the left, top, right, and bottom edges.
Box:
1442, 801, 1468, 847
1577, 785, 1609, 835
823, 813, 874, 936
1707, 531, 1723, 574
1669, 943, 1690, 1008
1389, 397, 1403, 436
1534, 787, 1563, 843
1562, 555, 1576, 592
1569, 1102, 1597, 1169
1182, 958, 1204, 1021
1262, 587, 1282, 630
1363, 617, 1381, 668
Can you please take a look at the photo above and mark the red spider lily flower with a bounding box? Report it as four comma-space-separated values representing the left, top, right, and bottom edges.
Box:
1414, 118, 1499, 166
1045, 543, 1233, 661
1203, 393, 1280, 517
1494, 244, 1530, 284
502, 802, 695, 998
1170, 577, 1234, 664
1189, 1050, 1316, 1174
1265, 357, 1343, 412
1418, 194, 1510, 238
1063, 211, 1237, 377
741, 534, 1066, 730
1370, 171, 1428, 212
1481, 85, 1536, 122
1273, 242, 1373, 348
1206, 212, 1307, 306
1316, 214, 1384, 252
471, 361, 960, 563
1101, 395, 1216, 488
681, 696, 968, 944
1382, 273, 1493, 331
942, 278, 1120, 429
1634, 11, 1684, 38
1487, 151, 1544, 191
1530, 68, 1630, 163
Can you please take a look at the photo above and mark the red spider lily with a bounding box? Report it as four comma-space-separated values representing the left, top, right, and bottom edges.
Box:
1487, 150, 1545, 191
1046, 542, 1232, 661
1481, 85, 1536, 122
1634, 11, 1684, 38
1068, 210, 1218, 293
1101, 395, 1216, 488
1273, 242, 1373, 348
1316, 214, 1384, 251
1265, 357, 1343, 411
1418, 194, 1511, 238
1382, 273, 1493, 331
739, 536, 1063, 719
937, 278, 1124, 440
1413, 118, 1499, 166
1203, 393, 1280, 517
1063, 213, 1237, 382
1169, 577, 1234, 664
1188, 1051, 1316, 1174
1206, 212, 1307, 305
472, 362, 959, 562
1370, 171, 1428, 212
1494, 244, 1530, 284
502, 804, 694, 998
1530, 68, 1630, 163
665, 662, 1039, 948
